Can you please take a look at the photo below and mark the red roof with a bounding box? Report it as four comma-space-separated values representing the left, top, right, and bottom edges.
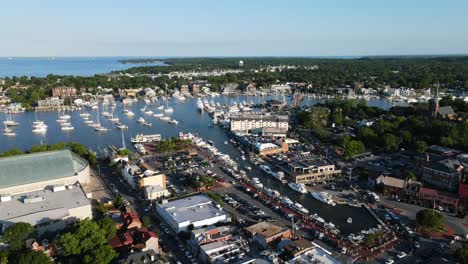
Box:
420, 187, 459, 205
123, 212, 142, 226
459, 184, 468, 198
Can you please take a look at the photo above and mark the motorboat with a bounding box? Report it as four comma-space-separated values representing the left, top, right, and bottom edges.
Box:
260, 164, 273, 175
116, 123, 128, 129
142, 122, 152, 127
157, 105, 164, 110
131, 133, 161, 143
125, 111, 135, 117
153, 113, 163, 117
144, 110, 153, 115
137, 117, 146, 123
347, 217, 353, 224
281, 197, 293, 206
32, 124, 47, 133
61, 125, 74, 131
292, 202, 309, 214
160, 116, 171, 121
94, 126, 108, 132
271, 171, 287, 184
59, 114, 71, 120
169, 119, 179, 124
164, 107, 174, 113
288, 183, 308, 194
311, 191, 337, 206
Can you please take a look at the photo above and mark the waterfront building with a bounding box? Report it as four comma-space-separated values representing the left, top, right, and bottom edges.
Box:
37, 97, 64, 108
245, 222, 292, 249
254, 141, 288, 156
0, 150, 90, 195
52, 86, 77, 98
277, 158, 341, 184
230, 113, 289, 134
155, 194, 230, 233
270, 84, 291, 93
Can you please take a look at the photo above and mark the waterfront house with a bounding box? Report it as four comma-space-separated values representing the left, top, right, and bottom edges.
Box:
277, 158, 341, 184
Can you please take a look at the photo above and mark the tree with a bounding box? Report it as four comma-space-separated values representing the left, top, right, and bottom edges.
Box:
141, 216, 151, 228
416, 209, 444, 230
18, 251, 53, 264
113, 195, 124, 209
1, 222, 34, 250
117, 148, 131, 156
97, 217, 117, 239
83, 244, 118, 264
455, 243, 468, 264
340, 136, 365, 159
414, 140, 427, 154
382, 133, 399, 151
57, 219, 108, 256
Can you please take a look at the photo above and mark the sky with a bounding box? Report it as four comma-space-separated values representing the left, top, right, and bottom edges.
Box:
1, 0, 468, 57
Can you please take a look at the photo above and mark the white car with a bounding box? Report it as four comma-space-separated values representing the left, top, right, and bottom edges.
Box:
414, 241, 420, 248
385, 259, 394, 264
397, 252, 407, 258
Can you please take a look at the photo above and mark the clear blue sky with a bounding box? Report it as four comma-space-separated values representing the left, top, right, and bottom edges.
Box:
1, 0, 467, 57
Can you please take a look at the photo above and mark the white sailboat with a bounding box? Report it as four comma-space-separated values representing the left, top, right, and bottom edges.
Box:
3, 124, 16, 136
94, 106, 108, 132
3, 112, 19, 126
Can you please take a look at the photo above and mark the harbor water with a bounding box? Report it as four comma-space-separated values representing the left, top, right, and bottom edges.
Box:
0, 96, 390, 235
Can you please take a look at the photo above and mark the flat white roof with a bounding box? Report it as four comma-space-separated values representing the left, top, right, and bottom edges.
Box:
158, 194, 227, 225
0, 186, 90, 228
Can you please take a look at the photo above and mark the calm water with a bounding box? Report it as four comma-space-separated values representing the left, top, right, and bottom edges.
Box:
0, 57, 165, 77
1, 96, 391, 234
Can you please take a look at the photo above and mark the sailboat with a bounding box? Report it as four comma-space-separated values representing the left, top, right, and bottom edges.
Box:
163, 91, 174, 113
32, 112, 47, 133
108, 108, 119, 123
3, 124, 16, 136
94, 106, 108, 132
3, 112, 19, 126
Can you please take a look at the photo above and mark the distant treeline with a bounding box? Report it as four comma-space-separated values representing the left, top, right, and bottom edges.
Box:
123, 56, 468, 89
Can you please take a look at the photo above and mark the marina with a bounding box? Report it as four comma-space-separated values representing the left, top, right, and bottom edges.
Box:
0, 96, 392, 235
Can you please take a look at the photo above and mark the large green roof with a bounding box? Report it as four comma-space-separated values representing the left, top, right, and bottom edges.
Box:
0, 150, 88, 189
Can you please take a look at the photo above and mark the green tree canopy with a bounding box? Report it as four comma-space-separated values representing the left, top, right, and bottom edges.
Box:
455, 243, 468, 264
97, 217, 117, 239
1, 222, 34, 251
18, 251, 53, 264
416, 209, 444, 230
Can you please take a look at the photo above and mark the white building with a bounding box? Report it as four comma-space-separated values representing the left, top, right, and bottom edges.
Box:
0, 185, 92, 232
0, 150, 90, 195
144, 185, 170, 200
230, 113, 289, 134
156, 194, 230, 233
